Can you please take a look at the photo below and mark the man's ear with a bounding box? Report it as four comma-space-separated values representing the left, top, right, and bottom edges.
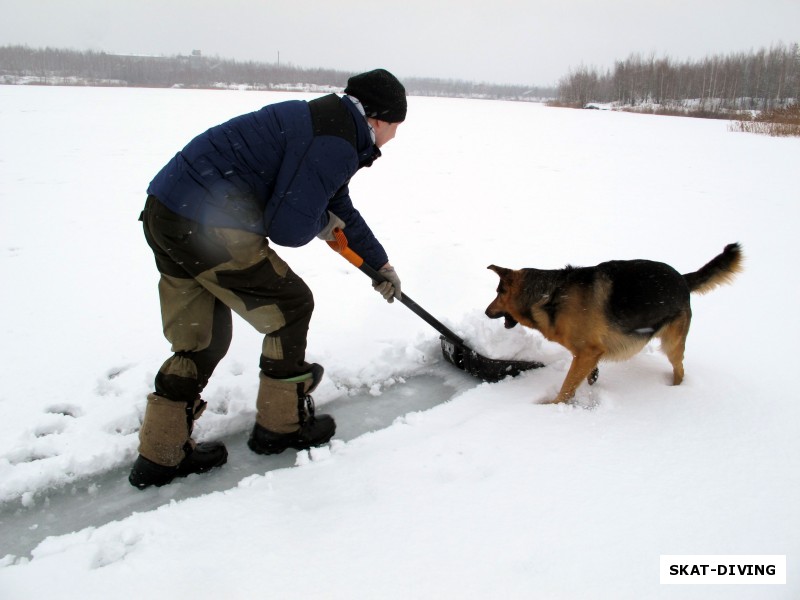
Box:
368, 118, 387, 133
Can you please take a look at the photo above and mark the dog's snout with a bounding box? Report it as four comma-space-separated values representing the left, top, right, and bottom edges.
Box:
485, 298, 505, 320
485, 303, 518, 329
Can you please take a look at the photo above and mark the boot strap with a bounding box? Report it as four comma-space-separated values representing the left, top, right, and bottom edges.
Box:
189, 398, 208, 420
181, 398, 207, 454
296, 384, 316, 427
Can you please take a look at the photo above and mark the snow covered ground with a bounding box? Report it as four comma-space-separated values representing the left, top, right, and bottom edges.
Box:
0, 85, 798, 599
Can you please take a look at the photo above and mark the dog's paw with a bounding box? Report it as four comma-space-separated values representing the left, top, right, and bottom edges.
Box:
539, 396, 568, 405
587, 367, 600, 385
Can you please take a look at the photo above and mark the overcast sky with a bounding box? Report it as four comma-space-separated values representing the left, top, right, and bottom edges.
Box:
2, 0, 798, 86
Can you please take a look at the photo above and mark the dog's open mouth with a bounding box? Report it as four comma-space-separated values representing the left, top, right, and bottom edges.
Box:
503, 314, 518, 329
486, 309, 519, 329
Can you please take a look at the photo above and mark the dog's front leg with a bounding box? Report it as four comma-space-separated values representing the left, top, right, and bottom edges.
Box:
549, 351, 602, 403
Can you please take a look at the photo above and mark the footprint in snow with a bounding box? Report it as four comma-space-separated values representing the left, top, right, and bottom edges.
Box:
96, 364, 137, 396
45, 403, 83, 418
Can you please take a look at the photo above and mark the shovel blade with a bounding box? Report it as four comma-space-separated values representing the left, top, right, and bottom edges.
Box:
440, 336, 544, 383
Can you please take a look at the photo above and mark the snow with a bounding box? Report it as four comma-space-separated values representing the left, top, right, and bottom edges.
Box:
1, 85, 798, 599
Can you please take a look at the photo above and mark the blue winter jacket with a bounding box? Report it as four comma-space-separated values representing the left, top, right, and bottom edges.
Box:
147, 94, 389, 268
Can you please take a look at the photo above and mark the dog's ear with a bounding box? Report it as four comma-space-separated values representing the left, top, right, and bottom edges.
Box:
487, 265, 512, 279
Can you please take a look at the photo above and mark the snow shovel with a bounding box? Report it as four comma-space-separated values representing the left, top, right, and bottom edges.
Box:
326, 228, 544, 382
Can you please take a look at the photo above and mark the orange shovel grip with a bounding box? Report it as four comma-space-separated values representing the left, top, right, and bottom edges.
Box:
326, 228, 364, 268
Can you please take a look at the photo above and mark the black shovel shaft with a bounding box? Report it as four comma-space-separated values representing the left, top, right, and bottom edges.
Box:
356, 260, 467, 346
326, 228, 545, 382
353, 260, 545, 382
326, 228, 467, 347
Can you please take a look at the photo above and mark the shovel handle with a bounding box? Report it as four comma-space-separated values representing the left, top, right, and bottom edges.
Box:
327, 228, 365, 268
326, 228, 467, 346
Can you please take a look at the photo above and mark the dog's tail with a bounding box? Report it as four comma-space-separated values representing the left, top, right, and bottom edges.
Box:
683, 242, 743, 294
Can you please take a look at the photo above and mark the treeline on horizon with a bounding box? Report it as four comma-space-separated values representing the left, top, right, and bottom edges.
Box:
556, 42, 798, 112
0, 45, 554, 101
2, 43, 797, 113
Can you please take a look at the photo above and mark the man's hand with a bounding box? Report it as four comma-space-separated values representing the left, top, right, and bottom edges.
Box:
372, 263, 402, 303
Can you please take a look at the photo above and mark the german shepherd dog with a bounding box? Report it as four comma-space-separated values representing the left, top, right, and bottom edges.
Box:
485, 243, 743, 403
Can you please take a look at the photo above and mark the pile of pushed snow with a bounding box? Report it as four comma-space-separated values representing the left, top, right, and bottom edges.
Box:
443, 308, 565, 364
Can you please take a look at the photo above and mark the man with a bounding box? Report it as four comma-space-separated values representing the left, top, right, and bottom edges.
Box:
129, 69, 406, 489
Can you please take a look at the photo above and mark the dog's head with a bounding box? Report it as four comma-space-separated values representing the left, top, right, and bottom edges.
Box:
485, 265, 520, 329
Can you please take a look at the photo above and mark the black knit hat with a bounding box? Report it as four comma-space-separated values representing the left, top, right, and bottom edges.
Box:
344, 69, 407, 123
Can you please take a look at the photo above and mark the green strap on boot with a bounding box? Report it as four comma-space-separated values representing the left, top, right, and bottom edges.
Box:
248, 363, 335, 454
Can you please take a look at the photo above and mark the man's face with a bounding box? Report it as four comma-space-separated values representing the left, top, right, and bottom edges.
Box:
372, 120, 401, 148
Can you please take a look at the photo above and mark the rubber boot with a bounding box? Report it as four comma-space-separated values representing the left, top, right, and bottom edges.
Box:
129, 394, 227, 489
247, 364, 336, 455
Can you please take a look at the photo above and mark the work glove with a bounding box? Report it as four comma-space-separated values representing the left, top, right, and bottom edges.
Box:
373, 264, 402, 303
317, 211, 346, 242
